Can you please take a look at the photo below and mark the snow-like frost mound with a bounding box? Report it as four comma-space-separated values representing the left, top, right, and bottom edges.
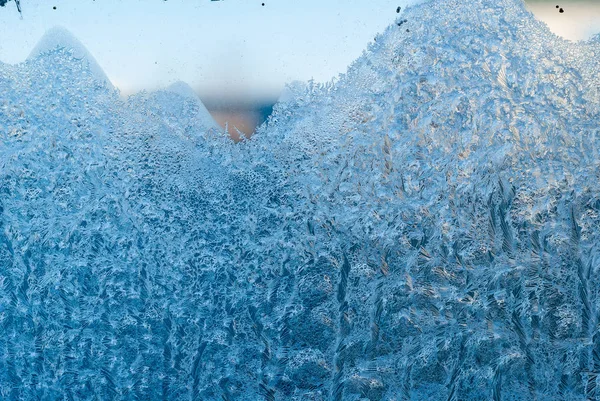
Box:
28, 26, 113, 88
165, 81, 220, 130
1, 0, 600, 400
166, 80, 202, 100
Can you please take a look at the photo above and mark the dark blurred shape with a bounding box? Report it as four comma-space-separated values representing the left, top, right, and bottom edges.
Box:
202, 97, 275, 141
0, 0, 20, 13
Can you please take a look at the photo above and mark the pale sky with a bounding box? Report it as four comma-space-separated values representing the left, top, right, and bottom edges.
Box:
0, 0, 598, 101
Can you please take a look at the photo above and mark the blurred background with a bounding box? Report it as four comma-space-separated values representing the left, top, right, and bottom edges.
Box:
1, 0, 599, 136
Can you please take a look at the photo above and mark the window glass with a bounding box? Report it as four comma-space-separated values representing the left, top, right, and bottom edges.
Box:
0, 1, 599, 400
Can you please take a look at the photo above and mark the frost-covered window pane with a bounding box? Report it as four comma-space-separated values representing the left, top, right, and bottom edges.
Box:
1, 0, 600, 400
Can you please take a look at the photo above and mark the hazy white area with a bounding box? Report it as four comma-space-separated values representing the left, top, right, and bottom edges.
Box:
526, 2, 600, 41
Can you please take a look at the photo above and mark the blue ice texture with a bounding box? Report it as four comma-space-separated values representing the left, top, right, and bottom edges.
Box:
1, 0, 600, 399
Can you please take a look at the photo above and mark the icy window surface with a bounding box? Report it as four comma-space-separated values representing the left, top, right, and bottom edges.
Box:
1, 0, 600, 400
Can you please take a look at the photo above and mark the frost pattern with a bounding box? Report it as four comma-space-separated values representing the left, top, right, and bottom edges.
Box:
1, 0, 600, 400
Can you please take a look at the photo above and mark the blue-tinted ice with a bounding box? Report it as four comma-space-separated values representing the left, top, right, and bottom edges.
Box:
1, 0, 600, 399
